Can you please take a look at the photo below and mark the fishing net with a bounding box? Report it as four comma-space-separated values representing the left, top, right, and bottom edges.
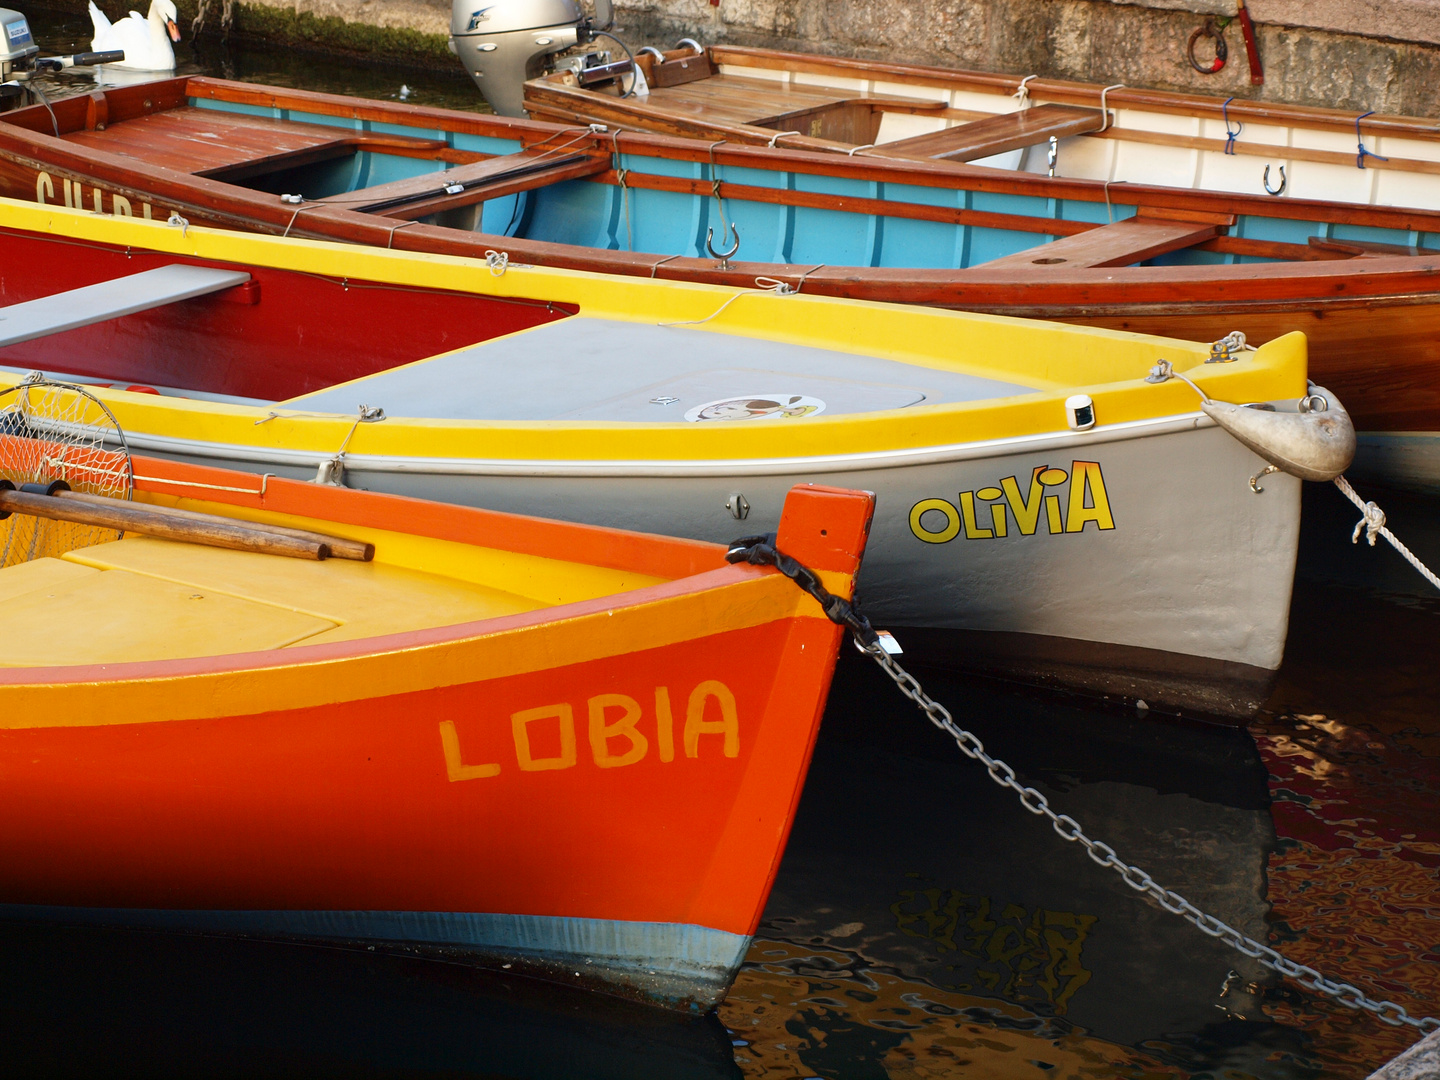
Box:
0, 377, 133, 569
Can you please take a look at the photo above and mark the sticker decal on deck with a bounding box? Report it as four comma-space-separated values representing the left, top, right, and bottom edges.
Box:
685, 395, 825, 422
910, 461, 1116, 543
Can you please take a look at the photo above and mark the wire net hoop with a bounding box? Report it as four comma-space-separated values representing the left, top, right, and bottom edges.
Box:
0, 378, 133, 569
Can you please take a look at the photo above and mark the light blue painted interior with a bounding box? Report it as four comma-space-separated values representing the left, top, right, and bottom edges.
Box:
192, 97, 1432, 272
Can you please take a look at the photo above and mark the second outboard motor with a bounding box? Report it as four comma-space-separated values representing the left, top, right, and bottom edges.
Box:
451, 0, 613, 117
0, 9, 124, 113
0, 8, 39, 79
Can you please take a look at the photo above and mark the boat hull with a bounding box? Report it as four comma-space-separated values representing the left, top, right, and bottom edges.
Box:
0, 79, 1434, 495
133, 418, 1300, 718
0, 463, 874, 1010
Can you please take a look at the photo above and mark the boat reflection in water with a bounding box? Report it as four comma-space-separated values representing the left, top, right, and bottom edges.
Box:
0, 491, 1436, 1078
720, 483, 1440, 1080
724, 652, 1290, 1078
0, 920, 744, 1079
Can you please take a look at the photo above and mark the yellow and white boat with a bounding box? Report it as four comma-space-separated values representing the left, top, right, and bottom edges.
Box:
0, 198, 1332, 717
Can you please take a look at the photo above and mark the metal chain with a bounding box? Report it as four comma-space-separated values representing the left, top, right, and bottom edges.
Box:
856, 639, 1440, 1034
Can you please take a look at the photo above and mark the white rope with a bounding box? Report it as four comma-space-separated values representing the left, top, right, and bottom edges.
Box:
1013, 74, 1037, 109
658, 277, 797, 327
1333, 475, 1440, 593
484, 249, 509, 276
133, 473, 273, 496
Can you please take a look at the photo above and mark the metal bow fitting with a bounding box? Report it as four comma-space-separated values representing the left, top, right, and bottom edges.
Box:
725, 534, 879, 649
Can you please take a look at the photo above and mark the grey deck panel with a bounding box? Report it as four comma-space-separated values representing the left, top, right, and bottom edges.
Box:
0, 266, 252, 348
283, 317, 1035, 421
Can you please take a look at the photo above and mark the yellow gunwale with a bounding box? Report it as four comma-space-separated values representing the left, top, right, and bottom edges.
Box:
0, 564, 833, 727
0, 199, 1308, 464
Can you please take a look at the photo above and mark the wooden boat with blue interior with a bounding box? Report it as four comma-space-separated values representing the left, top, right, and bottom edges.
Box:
0, 75, 1431, 489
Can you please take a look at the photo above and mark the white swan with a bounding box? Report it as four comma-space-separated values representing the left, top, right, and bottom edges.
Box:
88, 0, 180, 72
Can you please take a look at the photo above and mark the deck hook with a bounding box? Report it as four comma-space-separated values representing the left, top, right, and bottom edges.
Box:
1222, 97, 1242, 154
1263, 163, 1286, 195
1355, 111, 1389, 169
1098, 84, 1124, 133
706, 223, 740, 270
677, 37, 704, 54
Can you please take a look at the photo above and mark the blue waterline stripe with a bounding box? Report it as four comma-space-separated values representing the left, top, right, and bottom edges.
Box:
0, 905, 751, 1005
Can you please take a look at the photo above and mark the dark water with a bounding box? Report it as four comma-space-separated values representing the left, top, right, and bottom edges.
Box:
5, 12, 1439, 1078
22, 7, 486, 113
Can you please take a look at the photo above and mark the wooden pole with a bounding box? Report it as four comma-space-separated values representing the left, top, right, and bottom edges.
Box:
0, 488, 329, 560
55, 490, 375, 561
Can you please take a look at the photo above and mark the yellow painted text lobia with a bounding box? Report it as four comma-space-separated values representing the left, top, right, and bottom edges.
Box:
439, 680, 739, 781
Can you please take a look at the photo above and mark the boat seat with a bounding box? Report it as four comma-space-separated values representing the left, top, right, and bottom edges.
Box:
585, 74, 946, 144
62, 105, 452, 180
866, 104, 1106, 162
970, 209, 1232, 270
325, 150, 610, 220
1307, 237, 1426, 259
0, 266, 251, 348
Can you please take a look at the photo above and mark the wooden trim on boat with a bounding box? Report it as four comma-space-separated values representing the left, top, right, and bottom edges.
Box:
2, 77, 1439, 312
867, 104, 1105, 162
31, 75, 1440, 240
707, 45, 1440, 140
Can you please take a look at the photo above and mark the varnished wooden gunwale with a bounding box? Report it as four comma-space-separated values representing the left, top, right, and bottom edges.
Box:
531, 43, 1440, 181
0, 77, 1437, 434
707, 45, 1440, 141
128, 79, 1440, 235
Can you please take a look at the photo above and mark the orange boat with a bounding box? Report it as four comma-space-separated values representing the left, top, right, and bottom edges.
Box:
0, 428, 874, 1011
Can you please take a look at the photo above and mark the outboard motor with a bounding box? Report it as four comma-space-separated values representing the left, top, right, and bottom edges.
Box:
0, 8, 39, 80
0, 9, 124, 112
450, 0, 614, 117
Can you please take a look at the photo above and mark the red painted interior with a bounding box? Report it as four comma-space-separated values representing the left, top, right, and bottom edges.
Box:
0, 227, 575, 402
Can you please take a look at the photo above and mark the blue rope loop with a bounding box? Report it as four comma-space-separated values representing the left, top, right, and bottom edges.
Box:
726, 534, 879, 647
1222, 97, 1242, 155
1355, 111, 1390, 169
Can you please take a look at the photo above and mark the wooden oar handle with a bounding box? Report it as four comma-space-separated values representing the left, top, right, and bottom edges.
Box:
0, 484, 328, 561
54, 490, 374, 562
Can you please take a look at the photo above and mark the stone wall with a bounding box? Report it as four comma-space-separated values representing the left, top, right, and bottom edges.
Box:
77, 0, 1440, 112
617, 0, 1440, 114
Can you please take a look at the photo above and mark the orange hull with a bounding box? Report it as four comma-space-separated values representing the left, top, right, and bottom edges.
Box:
0, 458, 875, 1009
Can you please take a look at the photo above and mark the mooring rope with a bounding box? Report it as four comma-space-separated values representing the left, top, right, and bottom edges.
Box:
1333, 475, 1440, 592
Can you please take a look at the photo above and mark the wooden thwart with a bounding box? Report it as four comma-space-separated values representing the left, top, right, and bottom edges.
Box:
0, 266, 251, 348
325, 150, 609, 219
63, 105, 459, 180
974, 212, 1227, 270
865, 104, 1106, 162
1308, 236, 1426, 259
